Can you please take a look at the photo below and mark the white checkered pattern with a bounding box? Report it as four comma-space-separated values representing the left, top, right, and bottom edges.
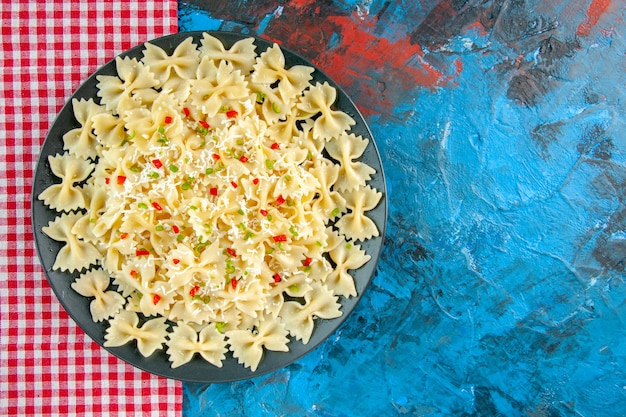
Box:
0, 1, 181, 415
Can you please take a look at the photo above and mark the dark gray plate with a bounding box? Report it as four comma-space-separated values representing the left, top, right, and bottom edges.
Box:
31, 31, 387, 383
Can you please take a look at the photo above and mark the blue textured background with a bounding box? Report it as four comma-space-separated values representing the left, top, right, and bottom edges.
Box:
178, 1, 626, 415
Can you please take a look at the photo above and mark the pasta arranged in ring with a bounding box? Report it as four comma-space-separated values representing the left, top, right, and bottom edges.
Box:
39, 33, 382, 372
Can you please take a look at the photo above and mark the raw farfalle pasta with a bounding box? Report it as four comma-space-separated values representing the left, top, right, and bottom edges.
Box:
71, 269, 125, 322
166, 321, 228, 368
38, 33, 382, 371
325, 132, 376, 192
335, 185, 382, 242
105, 310, 169, 357
38, 154, 94, 212
42, 211, 101, 272
62, 98, 105, 159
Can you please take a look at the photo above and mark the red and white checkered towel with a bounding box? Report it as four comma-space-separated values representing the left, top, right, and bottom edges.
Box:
0, 1, 181, 415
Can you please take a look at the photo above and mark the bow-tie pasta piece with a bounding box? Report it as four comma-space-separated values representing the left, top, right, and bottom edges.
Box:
166, 321, 228, 368
297, 82, 355, 141
62, 98, 106, 159
327, 237, 371, 298
141, 36, 200, 102
91, 111, 129, 149
104, 310, 168, 357
123, 91, 183, 146
280, 283, 342, 344
252, 43, 314, 103
325, 132, 376, 192
199, 33, 257, 75
142, 36, 200, 85
42, 212, 101, 273
336, 185, 382, 242
96, 57, 159, 113
226, 312, 289, 371
308, 159, 347, 218
189, 60, 249, 118
38, 153, 94, 212
71, 269, 124, 322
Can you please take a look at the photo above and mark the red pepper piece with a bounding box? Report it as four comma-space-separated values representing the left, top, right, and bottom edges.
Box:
239, 155, 248, 163
120, 232, 128, 239
199, 120, 210, 129
231, 279, 238, 289
226, 109, 238, 118
231, 181, 238, 189
164, 116, 173, 124
130, 270, 137, 278
259, 209, 268, 217
252, 178, 259, 185
189, 285, 200, 297
152, 294, 161, 305
303, 257, 312, 267
210, 187, 218, 196
136, 249, 150, 256
275, 195, 285, 206
270, 142, 280, 150
172, 225, 180, 234
152, 159, 163, 169
273, 234, 287, 242
117, 175, 126, 185
226, 248, 237, 257
273, 273, 281, 283
173, 258, 180, 265
105, 177, 110, 185
152, 202, 163, 211
212, 153, 220, 160
183, 107, 191, 118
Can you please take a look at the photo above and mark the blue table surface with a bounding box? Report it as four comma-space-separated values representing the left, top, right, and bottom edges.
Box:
177, 1, 626, 416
